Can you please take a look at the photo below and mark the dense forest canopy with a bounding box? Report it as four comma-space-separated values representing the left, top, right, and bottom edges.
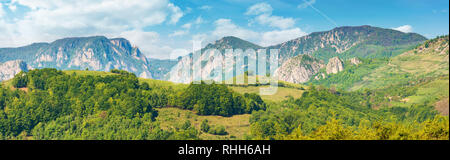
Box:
0, 65, 448, 140
249, 86, 446, 140
0, 69, 267, 139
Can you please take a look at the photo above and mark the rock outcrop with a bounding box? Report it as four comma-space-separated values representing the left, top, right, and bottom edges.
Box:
166, 36, 263, 83
166, 26, 427, 83
0, 60, 32, 81
276, 55, 324, 83
0, 36, 152, 78
326, 57, 344, 74
349, 57, 362, 65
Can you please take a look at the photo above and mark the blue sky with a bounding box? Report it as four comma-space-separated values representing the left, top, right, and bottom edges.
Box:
0, 0, 448, 59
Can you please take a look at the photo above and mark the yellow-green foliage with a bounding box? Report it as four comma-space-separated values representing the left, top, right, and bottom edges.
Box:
278, 116, 449, 140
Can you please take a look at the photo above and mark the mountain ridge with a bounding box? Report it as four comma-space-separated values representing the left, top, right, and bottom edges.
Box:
0, 36, 152, 80
166, 25, 428, 83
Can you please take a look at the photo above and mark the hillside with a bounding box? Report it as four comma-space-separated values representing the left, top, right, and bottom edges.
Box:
166, 25, 427, 84
0, 68, 447, 140
269, 25, 426, 62
167, 36, 264, 83
309, 35, 449, 90
147, 58, 178, 80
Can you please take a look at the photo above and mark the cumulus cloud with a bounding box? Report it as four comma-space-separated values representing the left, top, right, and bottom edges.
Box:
255, 14, 295, 30
246, 2, 295, 29
0, 0, 184, 58
169, 30, 189, 37
245, 3, 272, 15
119, 29, 174, 59
260, 28, 307, 46
393, 25, 413, 33
212, 19, 260, 41
209, 19, 308, 47
168, 3, 183, 24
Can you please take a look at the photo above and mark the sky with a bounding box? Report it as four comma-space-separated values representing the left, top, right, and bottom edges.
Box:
0, 0, 448, 59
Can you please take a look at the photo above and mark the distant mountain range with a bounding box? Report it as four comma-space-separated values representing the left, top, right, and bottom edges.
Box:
0, 36, 152, 81
167, 25, 427, 83
0, 25, 430, 83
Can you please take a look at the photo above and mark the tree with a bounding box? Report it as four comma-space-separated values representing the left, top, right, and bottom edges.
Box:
200, 119, 210, 133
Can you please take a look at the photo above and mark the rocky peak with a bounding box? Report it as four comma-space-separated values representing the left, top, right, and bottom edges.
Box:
205, 36, 262, 51
0, 60, 32, 81
326, 57, 344, 74
413, 35, 449, 55
110, 38, 133, 51
0, 36, 152, 79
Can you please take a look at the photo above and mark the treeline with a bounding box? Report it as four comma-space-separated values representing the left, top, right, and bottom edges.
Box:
0, 68, 265, 139
175, 82, 265, 117
248, 86, 447, 140
1, 69, 162, 139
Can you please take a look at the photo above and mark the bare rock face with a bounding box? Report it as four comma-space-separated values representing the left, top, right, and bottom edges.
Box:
0, 36, 152, 79
276, 55, 324, 83
0, 60, 32, 81
349, 57, 361, 65
166, 36, 263, 83
326, 57, 344, 74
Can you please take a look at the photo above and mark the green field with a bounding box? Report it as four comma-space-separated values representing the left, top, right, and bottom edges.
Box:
389, 77, 449, 108
156, 107, 251, 140
351, 52, 449, 90
229, 85, 304, 102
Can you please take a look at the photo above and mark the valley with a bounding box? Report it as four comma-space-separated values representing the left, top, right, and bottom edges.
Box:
0, 26, 448, 140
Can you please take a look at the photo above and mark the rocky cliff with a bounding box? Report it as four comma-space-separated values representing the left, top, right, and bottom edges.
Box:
167, 36, 263, 83
0, 60, 32, 81
276, 55, 324, 83
326, 57, 344, 74
166, 26, 427, 83
268, 25, 427, 63
0, 36, 152, 78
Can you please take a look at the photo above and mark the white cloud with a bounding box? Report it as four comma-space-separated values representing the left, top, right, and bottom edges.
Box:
194, 16, 205, 25
298, 0, 316, 9
246, 3, 296, 29
393, 25, 413, 33
0, 3, 5, 17
210, 19, 307, 47
212, 19, 260, 41
182, 23, 192, 29
260, 28, 307, 46
169, 30, 189, 37
169, 49, 190, 59
199, 5, 212, 10
119, 29, 174, 59
0, 0, 184, 51
168, 3, 183, 24
245, 3, 272, 15
255, 14, 295, 29
8, 3, 17, 12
